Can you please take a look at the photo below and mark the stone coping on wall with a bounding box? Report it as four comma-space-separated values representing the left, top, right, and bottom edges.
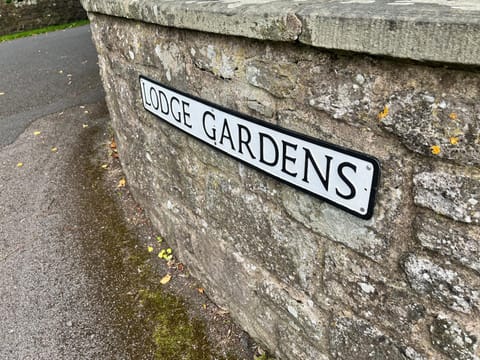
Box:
80, 0, 480, 66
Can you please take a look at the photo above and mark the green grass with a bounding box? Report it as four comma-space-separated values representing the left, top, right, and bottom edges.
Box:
0, 19, 90, 43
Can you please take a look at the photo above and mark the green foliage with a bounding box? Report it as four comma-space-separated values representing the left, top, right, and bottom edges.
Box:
254, 353, 275, 360
139, 290, 215, 360
0, 19, 90, 43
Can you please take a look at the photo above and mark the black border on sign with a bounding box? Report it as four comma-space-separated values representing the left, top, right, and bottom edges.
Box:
139, 75, 381, 220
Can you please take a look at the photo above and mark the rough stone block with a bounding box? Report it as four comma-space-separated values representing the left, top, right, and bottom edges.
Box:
329, 316, 425, 360
430, 314, 478, 360
323, 245, 426, 340
414, 170, 480, 224
415, 213, 480, 274
402, 254, 479, 314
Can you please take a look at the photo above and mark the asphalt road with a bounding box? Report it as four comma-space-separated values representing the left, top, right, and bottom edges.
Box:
0, 26, 159, 359
0, 25, 104, 147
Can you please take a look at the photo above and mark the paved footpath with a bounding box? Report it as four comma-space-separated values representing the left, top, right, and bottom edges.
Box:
0, 26, 157, 359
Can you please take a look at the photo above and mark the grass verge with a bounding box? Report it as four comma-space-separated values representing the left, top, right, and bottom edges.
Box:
0, 19, 90, 43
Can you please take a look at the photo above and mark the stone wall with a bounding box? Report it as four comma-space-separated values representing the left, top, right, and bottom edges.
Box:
81, 1, 480, 359
0, 0, 86, 36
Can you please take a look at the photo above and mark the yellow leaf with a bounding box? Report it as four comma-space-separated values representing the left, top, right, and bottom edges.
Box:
17, 162, 23, 167
147, 246, 154, 253
430, 145, 441, 155
82, 124, 89, 129
449, 112, 458, 120
198, 287, 205, 294
377, 105, 389, 120
450, 137, 459, 145
51, 147, 58, 152
160, 274, 171, 285
101, 164, 108, 169
33, 131, 41, 136
118, 178, 126, 188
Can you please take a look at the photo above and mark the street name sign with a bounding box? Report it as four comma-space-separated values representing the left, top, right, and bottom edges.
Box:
140, 76, 380, 219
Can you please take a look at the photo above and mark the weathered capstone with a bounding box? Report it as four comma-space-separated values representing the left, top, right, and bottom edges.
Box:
402, 254, 479, 314
81, 0, 480, 359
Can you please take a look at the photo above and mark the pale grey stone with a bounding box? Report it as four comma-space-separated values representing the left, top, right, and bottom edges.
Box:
379, 93, 480, 166
245, 59, 296, 98
282, 188, 388, 261
430, 314, 477, 360
323, 245, 426, 339
329, 316, 424, 360
415, 214, 480, 274
402, 254, 479, 313
414, 171, 480, 224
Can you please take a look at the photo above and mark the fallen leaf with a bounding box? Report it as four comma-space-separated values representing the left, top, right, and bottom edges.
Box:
33, 131, 41, 136
110, 139, 117, 150
82, 124, 89, 129
51, 147, 58, 152
202, 304, 207, 310
449, 112, 458, 120
160, 274, 171, 285
117, 178, 126, 188
84, 110, 89, 114
147, 246, 154, 253
197, 287, 205, 294
216, 308, 230, 316
449, 137, 459, 145
17, 162, 23, 167
101, 164, 108, 169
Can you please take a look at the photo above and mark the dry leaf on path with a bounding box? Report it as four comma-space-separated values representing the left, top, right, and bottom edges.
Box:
160, 274, 171, 285
117, 178, 126, 188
